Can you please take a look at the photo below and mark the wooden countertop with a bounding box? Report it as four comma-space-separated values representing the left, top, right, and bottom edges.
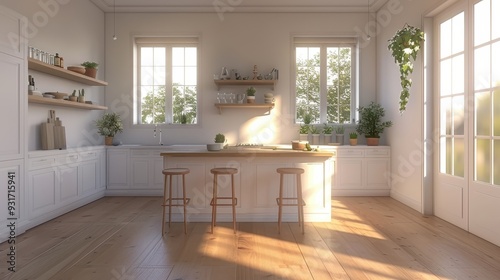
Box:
160, 147, 335, 157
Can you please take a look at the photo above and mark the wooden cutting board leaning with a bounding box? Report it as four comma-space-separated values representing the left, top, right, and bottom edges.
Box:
41, 109, 66, 150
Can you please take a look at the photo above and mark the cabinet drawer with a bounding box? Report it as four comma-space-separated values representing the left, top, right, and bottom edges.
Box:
365, 148, 390, 157
338, 149, 364, 157
130, 149, 163, 158
29, 157, 56, 170
80, 151, 97, 161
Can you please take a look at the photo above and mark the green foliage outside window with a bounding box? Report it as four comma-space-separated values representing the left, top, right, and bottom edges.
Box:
141, 84, 197, 124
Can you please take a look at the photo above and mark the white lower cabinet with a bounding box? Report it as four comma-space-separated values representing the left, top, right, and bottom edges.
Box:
0, 159, 24, 241
333, 146, 391, 196
27, 147, 105, 226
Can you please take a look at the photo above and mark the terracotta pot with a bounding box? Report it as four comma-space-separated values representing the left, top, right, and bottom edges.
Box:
105, 136, 113, 146
366, 137, 380, 146
349, 139, 358, 146
84, 68, 97, 78
247, 96, 255, 103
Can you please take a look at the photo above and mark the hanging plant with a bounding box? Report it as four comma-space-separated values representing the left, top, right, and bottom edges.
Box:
388, 24, 424, 113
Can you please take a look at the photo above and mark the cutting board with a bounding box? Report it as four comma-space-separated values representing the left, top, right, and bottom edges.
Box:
41, 122, 54, 150
54, 125, 66, 149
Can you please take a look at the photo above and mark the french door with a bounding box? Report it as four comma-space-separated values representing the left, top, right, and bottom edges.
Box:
435, 0, 500, 245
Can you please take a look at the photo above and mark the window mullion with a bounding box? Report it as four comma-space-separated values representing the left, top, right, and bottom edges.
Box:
165, 46, 173, 124
320, 45, 328, 123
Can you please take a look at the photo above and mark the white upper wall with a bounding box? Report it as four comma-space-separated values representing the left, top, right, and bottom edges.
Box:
3, 0, 106, 151
104, 12, 378, 145
376, 0, 447, 212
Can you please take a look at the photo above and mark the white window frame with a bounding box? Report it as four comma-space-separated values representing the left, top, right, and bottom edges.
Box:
292, 36, 358, 124
134, 36, 199, 125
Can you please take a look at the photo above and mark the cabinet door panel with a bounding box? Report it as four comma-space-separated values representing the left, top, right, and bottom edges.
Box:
31, 169, 57, 212
336, 159, 363, 189
131, 159, 149, 187
365, 159, 390, 189
255, 163, 282, 207
81, 161, 97, 194
0, 7, 26, 58
107, 151, 128, 188
0, 53, 23, 160
59, 165, 78, 201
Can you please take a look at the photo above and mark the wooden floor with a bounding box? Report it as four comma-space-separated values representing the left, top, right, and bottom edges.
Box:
1, 196, 500, 280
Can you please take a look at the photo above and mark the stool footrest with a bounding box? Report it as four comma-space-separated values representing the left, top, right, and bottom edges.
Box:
210, 197, 237, 206
164, 198, 191, 207
276, 197, 306, 206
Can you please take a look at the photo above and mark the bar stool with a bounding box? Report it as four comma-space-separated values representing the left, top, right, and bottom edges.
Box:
276, 167, 306, 234
162, 168, 191, 235
210, 167, 238, 234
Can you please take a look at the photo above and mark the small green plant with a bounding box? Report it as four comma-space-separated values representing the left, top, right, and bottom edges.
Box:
214, 133, 225, 143
246, 87, 256, 96
79, 88, 85, 96
334, 125, 345, 134
95, 112, 123, 137
299, 124, 309, 134
356, 102, 393, 138
71, 90, 76, 96
349, 132, 358, 139
309, 125, 320, 134
303, 113, 313, 125
322, 123, 333, 134
388, 24, 424, 112
81, 61, 99, 69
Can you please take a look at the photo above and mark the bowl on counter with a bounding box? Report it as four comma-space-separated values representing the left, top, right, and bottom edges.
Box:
291, 140, 308, 150
207, 143, 223, 151
45, 92, 68, 99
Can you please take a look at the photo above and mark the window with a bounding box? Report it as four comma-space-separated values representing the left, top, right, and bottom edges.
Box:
294, 37, 357, 124
135, 37, 198, 125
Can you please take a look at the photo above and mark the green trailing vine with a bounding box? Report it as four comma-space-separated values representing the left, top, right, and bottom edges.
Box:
388, 24, 424, 113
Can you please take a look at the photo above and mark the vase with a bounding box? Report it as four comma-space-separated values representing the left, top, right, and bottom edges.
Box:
105, 136, 113, 146
84, 68, 97, 78
335, 134, 344, 145
366, 137, 380, 146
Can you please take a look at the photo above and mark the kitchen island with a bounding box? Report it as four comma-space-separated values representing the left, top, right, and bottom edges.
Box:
160, 146, 334, 223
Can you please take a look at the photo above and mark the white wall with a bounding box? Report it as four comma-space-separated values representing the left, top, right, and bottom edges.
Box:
2, 0, 106, 151
376, 0, 446, 212
104, 12, 378, 146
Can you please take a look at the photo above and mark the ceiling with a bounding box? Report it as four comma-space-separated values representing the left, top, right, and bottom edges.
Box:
90, 0, 389, 13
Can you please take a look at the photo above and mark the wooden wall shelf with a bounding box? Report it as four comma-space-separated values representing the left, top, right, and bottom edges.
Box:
28, 58, 108, 86
214, 79, 276, 90
28, 95, 108, 110
214, 103, 274, 114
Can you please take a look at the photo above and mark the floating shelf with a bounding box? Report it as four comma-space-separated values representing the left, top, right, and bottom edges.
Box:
214, 103, 274, 114
28, 95, 108, 110
214, 79, 276, 90
28, 58, 108, 86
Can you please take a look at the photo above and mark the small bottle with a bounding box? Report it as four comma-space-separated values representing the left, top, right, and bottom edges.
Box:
54, 53, 60, 67
59, 55, 64, 68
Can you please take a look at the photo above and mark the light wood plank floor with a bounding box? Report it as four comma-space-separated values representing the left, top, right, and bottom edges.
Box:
1, 196, 500, 280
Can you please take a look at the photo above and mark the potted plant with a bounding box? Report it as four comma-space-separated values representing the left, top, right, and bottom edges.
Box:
322, 123, 333, 144
95, 112, 123, 146
310, 125, 320, 145
78, 88, 85, 103
335, 125, 345, 145
69, 90, 77, 102
349, 132, 358, 146
246, 87, 256, 103
388, 24, 424, 112
299, 124, 309, 141
81, 61, 99, 78
214, 133, 226, 149
356, 102, 393, 146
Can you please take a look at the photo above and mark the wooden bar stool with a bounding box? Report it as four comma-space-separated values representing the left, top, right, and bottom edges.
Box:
276, 167, 306, 234
210, 167, 238, 234
162, 168, 191, 235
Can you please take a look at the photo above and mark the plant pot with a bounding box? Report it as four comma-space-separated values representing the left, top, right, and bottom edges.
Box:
335, 134, 344, 145
246, 96, 255, 103
323, 134, 332, 144
311, 134, 320, 145
84, 68, 97, 78
68, 96, 78, 102
349, 139, 358, 146
299, 133, 308, 141
105, 136, 113, 146
78, 96, 85, 103
366, 137, 380, 146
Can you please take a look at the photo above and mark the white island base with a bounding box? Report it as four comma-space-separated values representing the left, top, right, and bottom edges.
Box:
161, 148, 333, 223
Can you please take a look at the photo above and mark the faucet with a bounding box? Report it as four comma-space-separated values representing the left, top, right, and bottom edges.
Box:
154, 124, 163, 146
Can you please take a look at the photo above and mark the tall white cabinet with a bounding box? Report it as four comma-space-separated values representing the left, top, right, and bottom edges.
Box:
0, 6, 27, 240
